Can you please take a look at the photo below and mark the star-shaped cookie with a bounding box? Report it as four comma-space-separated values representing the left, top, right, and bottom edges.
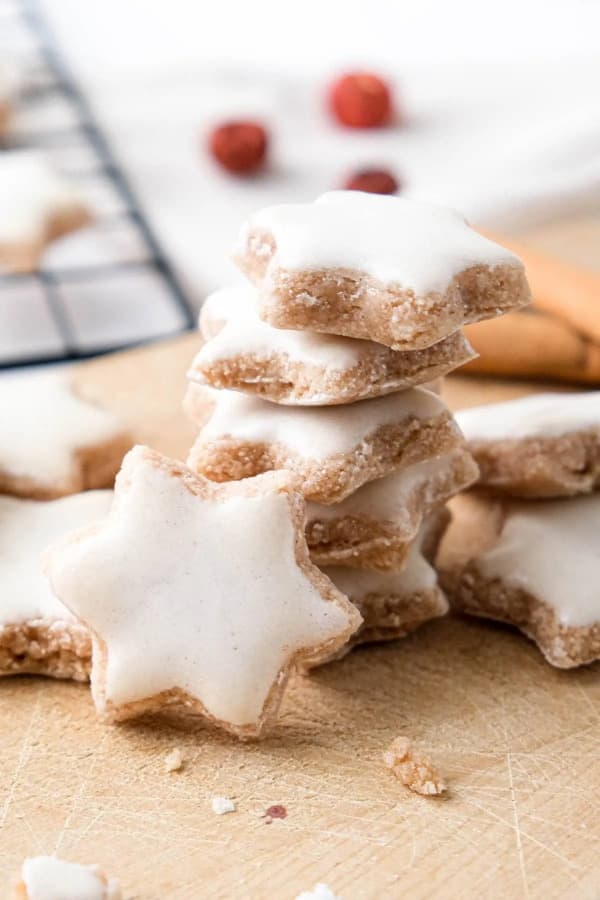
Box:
235, 191, 530, 351
45, 446, 361, 738
0, 370, 131, 499
456, 391, 600, 497
0, 491, 111, 680
0, 151, 92, 273
442, 491, 600, 668
185, 384, 463, 504
191, 282, 475, 405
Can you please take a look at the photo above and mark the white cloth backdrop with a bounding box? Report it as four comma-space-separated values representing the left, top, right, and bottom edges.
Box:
35, 0, 600, 307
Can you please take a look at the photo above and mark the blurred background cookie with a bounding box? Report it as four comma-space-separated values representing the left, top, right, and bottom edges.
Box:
0, 151, 91, 274
0, 491, 111, 680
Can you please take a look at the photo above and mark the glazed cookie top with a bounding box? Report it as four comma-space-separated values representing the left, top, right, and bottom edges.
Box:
197, 385, 451, 459
45, 447, 359, 731
307, 450, 476, 523
456, 392, 600, 441
0, 371, 125, 486
474, 494, 600, 627
0, 151, 87, 244
0, 492, 112, 628
19, 856, 120, 900
238, 191, 521, 292
197, 282, 367, 369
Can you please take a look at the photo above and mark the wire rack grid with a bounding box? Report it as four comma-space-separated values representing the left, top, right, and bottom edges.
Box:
0, 0, 196, 368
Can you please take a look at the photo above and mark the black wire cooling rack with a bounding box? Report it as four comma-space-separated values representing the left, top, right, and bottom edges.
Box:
0, 0, 195, 367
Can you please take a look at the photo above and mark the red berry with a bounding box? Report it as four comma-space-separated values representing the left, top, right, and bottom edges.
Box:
344, 169, 399, 195
265, 805, 287, 820
329, 72, 392, 128
208, 121, 268, 175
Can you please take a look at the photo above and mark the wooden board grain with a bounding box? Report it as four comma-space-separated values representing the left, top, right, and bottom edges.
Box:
1, 331, 598, 900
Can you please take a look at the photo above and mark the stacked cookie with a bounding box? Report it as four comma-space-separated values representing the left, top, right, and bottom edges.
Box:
184, 191, 531, 656
442, 391, 600, 669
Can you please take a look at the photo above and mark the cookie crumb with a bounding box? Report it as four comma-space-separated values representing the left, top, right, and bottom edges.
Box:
296, 883, 341, 900
211, 796, 236, 815
383, 736, 447, 796
164, 748, 184, 773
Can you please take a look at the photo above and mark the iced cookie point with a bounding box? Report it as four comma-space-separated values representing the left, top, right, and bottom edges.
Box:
44, 445, 361, 738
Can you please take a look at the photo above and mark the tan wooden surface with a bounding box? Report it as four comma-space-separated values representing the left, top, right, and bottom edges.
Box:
2, 219, 599, 899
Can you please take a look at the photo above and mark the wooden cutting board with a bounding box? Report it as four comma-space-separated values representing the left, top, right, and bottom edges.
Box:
2, 214, 599, 898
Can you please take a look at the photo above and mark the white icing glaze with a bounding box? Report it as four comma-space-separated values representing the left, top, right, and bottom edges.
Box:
198, 386, 449, 459
0, 151, 86, 244
307, 451, 466, 524
240, 191, 520, 291
295, 885, 341, 900
0, 370, 124, 486
196, 282, 369, 370
0, 491, 112, 628
324, 524, 437, 598
475, 494, 600, 627
456, 392, 600, 441
21, 856, 120, 900
45, 449, 355, 727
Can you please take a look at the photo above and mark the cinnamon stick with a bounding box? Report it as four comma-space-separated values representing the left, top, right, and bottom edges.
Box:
464, 310, 600, 383
486, 234, 600, 344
